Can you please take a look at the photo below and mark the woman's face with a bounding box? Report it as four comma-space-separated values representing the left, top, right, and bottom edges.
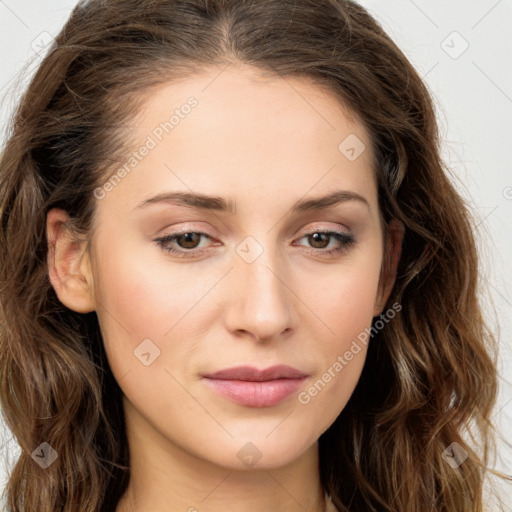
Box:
58, 64, 398, 469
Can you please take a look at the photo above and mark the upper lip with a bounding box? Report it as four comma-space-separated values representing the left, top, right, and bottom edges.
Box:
203, 365, 308, 381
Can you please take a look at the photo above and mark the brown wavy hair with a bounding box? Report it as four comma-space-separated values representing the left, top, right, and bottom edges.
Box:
0, 0, 505, 510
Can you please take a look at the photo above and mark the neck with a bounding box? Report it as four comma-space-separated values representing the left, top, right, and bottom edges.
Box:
115, 398, 327, 512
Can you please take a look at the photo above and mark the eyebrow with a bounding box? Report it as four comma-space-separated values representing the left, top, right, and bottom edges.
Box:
134, 190, 370, 213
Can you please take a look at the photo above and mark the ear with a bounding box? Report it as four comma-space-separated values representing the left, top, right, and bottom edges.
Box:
374, 219, 404, 316
46, 208, 96, 313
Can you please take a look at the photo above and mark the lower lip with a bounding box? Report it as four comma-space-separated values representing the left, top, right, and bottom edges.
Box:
203, 378, 306, 407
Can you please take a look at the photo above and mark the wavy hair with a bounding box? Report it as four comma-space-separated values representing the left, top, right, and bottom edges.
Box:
0, 0, 504, 510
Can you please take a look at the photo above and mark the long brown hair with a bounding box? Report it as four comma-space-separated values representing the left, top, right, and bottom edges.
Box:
0, 0, 504, 510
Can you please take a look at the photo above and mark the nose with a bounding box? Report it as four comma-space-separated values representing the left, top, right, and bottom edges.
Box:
223, 245, 296, 343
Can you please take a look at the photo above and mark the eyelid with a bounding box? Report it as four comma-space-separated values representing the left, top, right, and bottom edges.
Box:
296, 220, 351, 236
161, 226, 215, 237
154, 222, 350, 241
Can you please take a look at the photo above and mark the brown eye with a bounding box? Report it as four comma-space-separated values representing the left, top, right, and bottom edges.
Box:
176, 233, 202, 249
307, 233, 330, 249
154, 231, 214, 256
295, 230, 356, 256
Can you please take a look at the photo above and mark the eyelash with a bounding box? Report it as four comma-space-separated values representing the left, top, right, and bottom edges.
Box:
154, 229, 355, 259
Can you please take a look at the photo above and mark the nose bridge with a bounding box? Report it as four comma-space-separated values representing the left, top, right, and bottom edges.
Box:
225, 233, 294, 341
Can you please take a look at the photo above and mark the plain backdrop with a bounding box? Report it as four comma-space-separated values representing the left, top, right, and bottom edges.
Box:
0, 0, 511, 509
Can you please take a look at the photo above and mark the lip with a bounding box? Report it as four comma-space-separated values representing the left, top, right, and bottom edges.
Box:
202, 365, 308, 407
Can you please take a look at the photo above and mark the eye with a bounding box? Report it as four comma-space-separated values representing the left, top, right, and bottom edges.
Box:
154, 231, 215, 257
154, 228, 356, 259
294, 230, 355, 256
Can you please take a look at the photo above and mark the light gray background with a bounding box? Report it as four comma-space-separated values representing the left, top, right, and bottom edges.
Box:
0, 0, 511, 509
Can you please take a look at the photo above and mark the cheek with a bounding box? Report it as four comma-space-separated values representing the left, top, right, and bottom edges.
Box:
305, 250, 382, 340
92, 226, 211, 328
297, 252, 382, 417
90, 237, 200, 372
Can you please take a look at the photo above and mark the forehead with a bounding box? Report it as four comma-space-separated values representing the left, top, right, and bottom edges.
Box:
97, 64, 378, 217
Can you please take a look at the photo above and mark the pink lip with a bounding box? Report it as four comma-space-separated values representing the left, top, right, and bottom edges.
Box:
202, 365, 308, 407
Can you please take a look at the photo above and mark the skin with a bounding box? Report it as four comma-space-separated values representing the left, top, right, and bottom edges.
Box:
46, 63, 403, 512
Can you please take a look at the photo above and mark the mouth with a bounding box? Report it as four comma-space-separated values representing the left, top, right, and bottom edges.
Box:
202, 365, 308, 408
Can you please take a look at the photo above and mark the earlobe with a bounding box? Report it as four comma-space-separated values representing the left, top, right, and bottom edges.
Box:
46, 208, 96, 313
374, 220, 404, 315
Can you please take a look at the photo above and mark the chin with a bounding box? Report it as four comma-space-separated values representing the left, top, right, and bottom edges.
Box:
199, 431, 317, 471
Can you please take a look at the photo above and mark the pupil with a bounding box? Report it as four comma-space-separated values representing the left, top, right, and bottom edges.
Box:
179, 233, 200, 249
310, 233, 329, 248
